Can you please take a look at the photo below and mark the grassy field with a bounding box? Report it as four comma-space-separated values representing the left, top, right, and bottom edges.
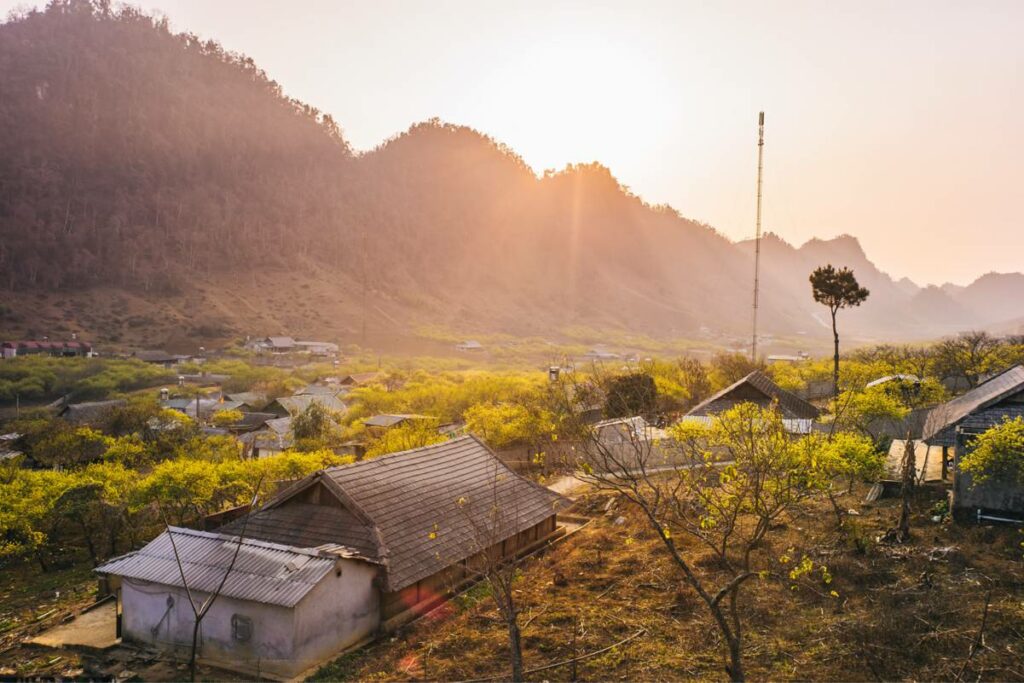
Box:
314, 485, 1024, 682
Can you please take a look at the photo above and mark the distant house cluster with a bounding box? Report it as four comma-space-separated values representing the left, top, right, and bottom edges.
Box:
1, 339, 93, 359
244, 336, 339, 356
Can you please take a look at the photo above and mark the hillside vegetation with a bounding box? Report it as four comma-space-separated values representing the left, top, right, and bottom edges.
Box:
3, 1, 1023, 347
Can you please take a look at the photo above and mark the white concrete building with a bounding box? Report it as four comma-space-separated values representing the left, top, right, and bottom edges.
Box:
97, 528, 379, 678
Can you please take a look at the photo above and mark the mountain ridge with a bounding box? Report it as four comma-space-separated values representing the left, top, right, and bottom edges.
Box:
1, 1, 1021, 348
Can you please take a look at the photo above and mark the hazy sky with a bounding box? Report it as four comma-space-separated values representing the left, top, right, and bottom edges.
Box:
6, 0, 1022, 285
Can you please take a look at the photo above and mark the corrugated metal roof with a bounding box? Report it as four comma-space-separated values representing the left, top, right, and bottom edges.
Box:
266, 337, 296, 348
923, 365, 1024, 441
265, 417, 292, 435
96, 527, 335, 608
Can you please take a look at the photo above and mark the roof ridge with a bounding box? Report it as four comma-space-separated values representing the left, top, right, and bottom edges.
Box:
922, 364, 1024, 440
467, 434, 572, 509
323, 434, 474, 473
685, 370, 769, 416
163, 526, 326, 557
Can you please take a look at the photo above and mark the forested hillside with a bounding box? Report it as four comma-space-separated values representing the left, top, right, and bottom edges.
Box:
1, 0, 1021, 346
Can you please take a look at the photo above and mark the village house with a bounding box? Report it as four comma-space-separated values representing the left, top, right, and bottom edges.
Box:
58, 399, 127, 425
96, 436, 568, 677
682, 370, 820, 434
293, 341, 340, 355
239, 416, 293, 458
293, 383, 349, 399
766, 352, 809, 365
1, 339, 92, 359
250, 336, 297, 354
265, 393, 347, 419
455, 340, 483, 352
0, 432, 23, 463
338, 372, 382, 387
160, 397, 245, 421
592, 416, 665, 445
132, 350, 186, 367
245, 337, 338, 356
362, 414, 433, 430
583, 347, 621, 361
226, 392, 269, 412
922, 364, 1024, 518
219, 411, 278, 434
176, 372, 231, 387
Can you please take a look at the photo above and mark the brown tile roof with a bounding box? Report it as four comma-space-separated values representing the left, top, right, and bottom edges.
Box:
260, 436, 568, 592
59, 399, 127, 424
268, 394, 347, 417
339, 372, 381, 386
362, 414, 432, 428
220, 503, 379, 561
686, 370, 820, 420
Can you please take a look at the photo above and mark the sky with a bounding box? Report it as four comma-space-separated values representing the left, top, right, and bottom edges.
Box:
5, 0, 1022, 286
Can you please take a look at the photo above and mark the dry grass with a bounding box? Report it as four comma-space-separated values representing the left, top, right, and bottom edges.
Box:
0, 562, 96, 677
314, 486, 1024, 682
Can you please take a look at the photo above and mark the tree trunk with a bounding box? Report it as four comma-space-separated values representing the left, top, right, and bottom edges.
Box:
726, 635, 745, 682
826, 487, 846, 529
80, 522, 98, 566
726, 588, 745, 682
831, 309, 840, 399
507, 614, 524, 682
190, 618, 201, 682
897, 437, 915, 541
35, 550, 49, 573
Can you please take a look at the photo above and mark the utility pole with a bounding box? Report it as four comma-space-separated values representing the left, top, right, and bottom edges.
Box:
751, 111, 765, 362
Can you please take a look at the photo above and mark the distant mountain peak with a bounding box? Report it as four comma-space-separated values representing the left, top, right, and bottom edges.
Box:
799, 234, 867, 260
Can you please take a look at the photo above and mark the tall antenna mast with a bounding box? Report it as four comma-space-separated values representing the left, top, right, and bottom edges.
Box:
751, 111, 765, 361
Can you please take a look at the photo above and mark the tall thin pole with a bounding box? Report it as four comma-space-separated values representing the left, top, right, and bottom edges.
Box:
751, 112, 765, 361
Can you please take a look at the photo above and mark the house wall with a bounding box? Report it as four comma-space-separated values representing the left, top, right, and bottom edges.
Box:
120, 579, 296, 675
953, 428, 1024, 516
929, 398, 1024, 448
953, 467, 1024, 516
291, 558, 380, 672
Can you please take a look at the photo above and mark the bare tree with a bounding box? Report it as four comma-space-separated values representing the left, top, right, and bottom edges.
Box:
840, 377, 945, 542
932, 331, 1000, 389
453, 467, 530, 681
158, 480, 262, 681
556, 371, 815, 682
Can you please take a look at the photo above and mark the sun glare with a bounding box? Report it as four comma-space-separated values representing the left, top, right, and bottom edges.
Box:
474, 32, 682, 175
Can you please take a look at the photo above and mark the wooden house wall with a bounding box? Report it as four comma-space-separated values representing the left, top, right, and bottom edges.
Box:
379, 514, 557, 621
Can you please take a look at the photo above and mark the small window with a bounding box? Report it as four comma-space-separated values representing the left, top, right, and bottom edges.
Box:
231, 614, 253, 642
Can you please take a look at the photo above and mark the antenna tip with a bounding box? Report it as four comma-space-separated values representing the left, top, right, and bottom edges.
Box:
759, 112, 764, 124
